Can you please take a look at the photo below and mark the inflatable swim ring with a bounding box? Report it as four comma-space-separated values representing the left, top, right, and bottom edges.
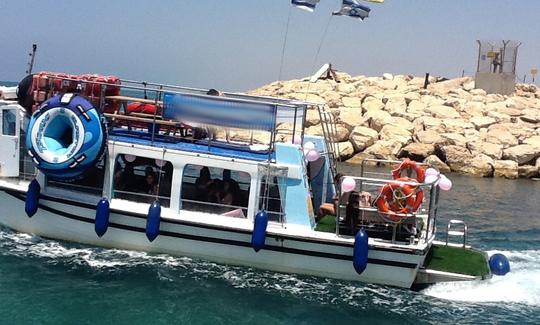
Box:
26, 93, 106, 180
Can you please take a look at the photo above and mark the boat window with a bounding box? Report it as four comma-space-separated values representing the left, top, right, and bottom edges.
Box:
180, 164, 250, 218
112, 155, 173, 207
46, 156, 106, 196
2, 109, 16, 136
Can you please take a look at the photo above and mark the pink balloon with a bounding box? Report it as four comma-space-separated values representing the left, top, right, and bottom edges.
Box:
124, 154, 136, 163
155, 159, 166, 168
341, 177, 356, 193
292, 135, 302, 145
306, 149, 321, 162
438, 175, 452, 191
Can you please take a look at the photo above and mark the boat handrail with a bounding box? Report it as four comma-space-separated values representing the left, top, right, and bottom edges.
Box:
339, 175, 440, 188
43, 75, 306, 109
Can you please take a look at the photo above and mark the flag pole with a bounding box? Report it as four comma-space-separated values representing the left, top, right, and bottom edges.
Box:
278, 5, 293, 82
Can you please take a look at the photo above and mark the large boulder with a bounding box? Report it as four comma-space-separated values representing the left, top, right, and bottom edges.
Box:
502, 145, 540, 165
493, 160, 519, 179
407, 100, 427, 114
414, 129, 444, 145
441, 118, 475, 134
305, 109, 321, 127
364, 140, 402, 160
486, 125, 519, 148
379, 124, 412, 146
362, 96, 384, 112
399, 143, 435, 161
440, 133, 468, 147
520, 108, 540, 124
389, 116, 415, 132
334, 141, 355, 160
345, 152, 376, 165
469, 88, 487, 96
423, 155, 451, 172
364, 109, 393, 132
385, 96, 407, 115
468, 141, 503, 160
336, 82, 356, 94
342, 96, 362, 108
338, 106, 364, 128
462, 101, 487, 118
470, 116, 497, 130
461, 154, 494, 177
424, 105, 461, 119
349, 126, 379, 151
427, 77, 472, 95
518, 165, 538, 178
439, 145, 472, 171
523, 135, 540, 150
321, 91, 343, 108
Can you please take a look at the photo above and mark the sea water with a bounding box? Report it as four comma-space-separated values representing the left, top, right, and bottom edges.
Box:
0, 83, 538, 323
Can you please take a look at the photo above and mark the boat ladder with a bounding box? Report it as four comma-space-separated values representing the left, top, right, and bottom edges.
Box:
446, 219, 468, 248
316, 104, 339, 182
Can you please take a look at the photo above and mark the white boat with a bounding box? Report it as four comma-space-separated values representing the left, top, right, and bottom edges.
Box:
0, 72, 508, 289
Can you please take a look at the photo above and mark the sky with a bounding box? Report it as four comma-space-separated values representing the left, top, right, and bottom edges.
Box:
1, 0, 539, 91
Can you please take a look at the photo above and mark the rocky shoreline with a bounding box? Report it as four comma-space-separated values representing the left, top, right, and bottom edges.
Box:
248, 73, 540, 179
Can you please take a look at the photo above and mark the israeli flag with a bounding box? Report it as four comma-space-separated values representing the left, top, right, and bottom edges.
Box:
333, 0, 371, 20
291, 0, 320, 12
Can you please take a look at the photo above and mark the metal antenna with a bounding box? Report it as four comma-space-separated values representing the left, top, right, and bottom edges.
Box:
25, 44, 37, 74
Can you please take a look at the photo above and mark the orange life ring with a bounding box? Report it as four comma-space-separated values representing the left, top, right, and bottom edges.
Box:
392, 160, 426, 183
376, 177, 423, 221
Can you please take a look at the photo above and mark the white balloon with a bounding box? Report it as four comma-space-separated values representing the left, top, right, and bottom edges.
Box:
424, 174, 438, 184
425, 168, 439, 177
303, 142, 315, 151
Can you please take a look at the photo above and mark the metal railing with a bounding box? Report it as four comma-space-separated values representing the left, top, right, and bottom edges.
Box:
335, 162, 440, 244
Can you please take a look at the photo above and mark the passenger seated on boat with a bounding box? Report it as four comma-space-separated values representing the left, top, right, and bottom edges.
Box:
345, 191, 360, 230
144, 167, 158, 197
318, 173, 348, 218
120, 163, 136, 191
220, 179, 241, 206
195, 167, 213, 201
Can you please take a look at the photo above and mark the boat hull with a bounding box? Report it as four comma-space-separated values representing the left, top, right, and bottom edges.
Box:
0, 187, 425, 288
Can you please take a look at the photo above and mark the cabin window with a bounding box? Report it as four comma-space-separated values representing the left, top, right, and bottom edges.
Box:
112, 154, 173, 207
180, 164, 250, 218
46, 156, 106, 196
2, 109, 16, 136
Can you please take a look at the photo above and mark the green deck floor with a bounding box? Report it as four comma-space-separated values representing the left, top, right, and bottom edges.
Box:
425, 244, 490, 277
314, 215, 336, 233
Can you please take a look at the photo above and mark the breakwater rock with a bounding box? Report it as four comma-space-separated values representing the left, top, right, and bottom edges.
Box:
249, 73, 540, 179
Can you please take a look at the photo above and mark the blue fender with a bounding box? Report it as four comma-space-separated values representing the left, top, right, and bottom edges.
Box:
489, 253, 510, 276
353, 228, 369, 274
95, 198, 110, 237
25, 179, 41, 218
251, 210, 269, 252
146, 201, 161, 242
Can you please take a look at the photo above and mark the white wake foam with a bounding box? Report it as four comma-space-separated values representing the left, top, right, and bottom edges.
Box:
423, 250, 540, 306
